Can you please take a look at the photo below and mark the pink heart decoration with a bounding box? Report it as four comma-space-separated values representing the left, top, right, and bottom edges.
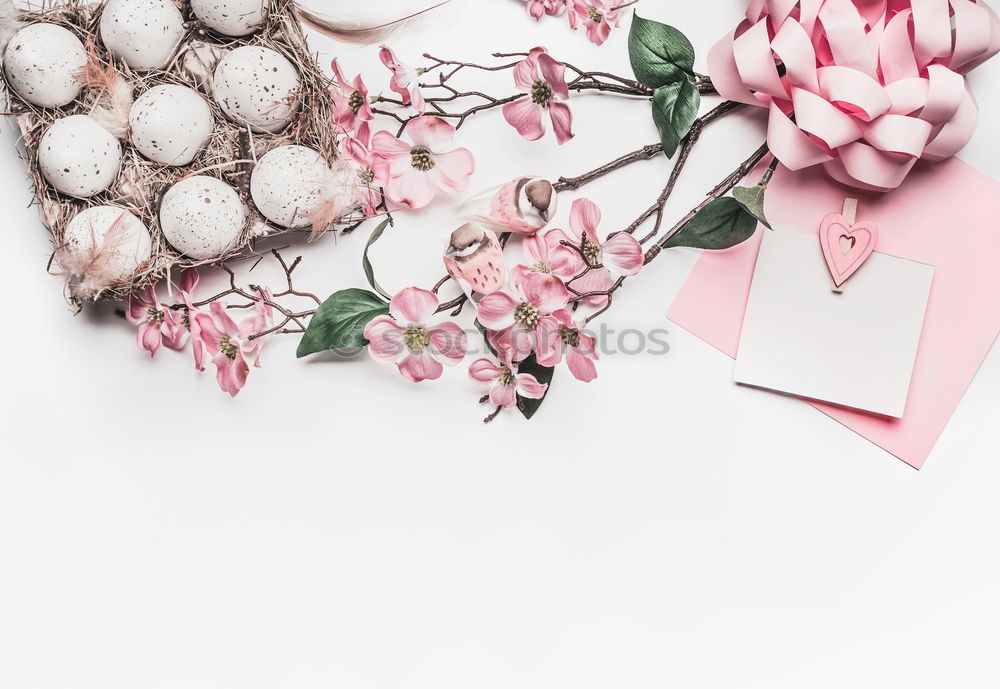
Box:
819, 213, 879, 288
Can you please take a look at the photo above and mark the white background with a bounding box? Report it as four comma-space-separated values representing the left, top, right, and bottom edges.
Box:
2, 1, 999, 687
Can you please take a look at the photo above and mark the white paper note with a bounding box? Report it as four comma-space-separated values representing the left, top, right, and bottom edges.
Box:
733, 226, 935, 418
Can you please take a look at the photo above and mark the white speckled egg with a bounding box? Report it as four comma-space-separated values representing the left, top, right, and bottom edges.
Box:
213, 46, 300, 133
62, 206, 153, 280
130, 85, 215, 166
99, 0, 185, 71
250, 145, 333, 228
191, 0, 270, 37
159, 176, 247, 259
3, 24, 89, 108
38, 115, 123, 198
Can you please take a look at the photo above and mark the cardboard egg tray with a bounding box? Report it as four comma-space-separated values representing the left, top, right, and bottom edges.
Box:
3, 0, 340, 302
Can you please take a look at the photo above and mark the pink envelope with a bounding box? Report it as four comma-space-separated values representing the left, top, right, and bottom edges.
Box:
667, 158, 1000, 469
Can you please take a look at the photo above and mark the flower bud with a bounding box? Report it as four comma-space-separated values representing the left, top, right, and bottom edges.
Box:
443, 221, 506, 296
490, 176, 557, 234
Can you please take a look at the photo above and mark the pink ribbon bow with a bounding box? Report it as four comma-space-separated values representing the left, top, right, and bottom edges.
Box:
709, 0, 1000, 190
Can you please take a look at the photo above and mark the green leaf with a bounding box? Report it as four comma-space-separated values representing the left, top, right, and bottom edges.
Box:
651, 80, 700, 158
515, 353, 555, 420
361, 218, 393, 300
665, 197, 759, 251
732, 184, 772, 229
296, 288, 390, 357
628, 13, 696, 89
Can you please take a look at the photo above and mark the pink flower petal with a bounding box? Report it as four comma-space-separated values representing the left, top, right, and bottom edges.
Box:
390, 287, 438, 324
533, 316, 564, 367
548, 243, 586, 280
127, 285, 156, 324
566, 349, 598, 382
430, 148, 475, 195
548, 101, 575, 145
397, 350, 444, 382
502, 98, 546, 141
405, 115, 456, 149
601, 232, 645, 276
537, 53, 569, 100
427, 321, 468, 366
523, 234, 547, 264
569, 267, 613, 306
506, 324, 536, 363
364, 315, 407, 363
469, 357, 501, 382
371, 130, 411, 161
210, 301, 241, 337
386, 170, 438, 209
520, 272, 570, 314
570, 198, 601, 240
476, 290, 519, 330
490, 380, 518, 408
179, 268, 199, 294
512, 50, 541, 90
515, 372, 548, 399
138, 323, 162, 357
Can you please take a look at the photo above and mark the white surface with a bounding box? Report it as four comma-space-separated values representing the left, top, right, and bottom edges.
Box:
1, 2, 999, 688
734, 227, 934, 418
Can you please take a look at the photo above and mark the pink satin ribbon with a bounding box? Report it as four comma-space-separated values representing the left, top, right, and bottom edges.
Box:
709, 0, 1000, 190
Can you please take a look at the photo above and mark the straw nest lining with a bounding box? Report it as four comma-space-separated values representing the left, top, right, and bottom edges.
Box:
4, 0, 341, 303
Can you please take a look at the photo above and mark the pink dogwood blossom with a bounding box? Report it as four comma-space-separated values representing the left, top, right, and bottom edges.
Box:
468, 348, 548, 409
379, 45, 425, 114
127, 281, 186, 357
331, 58, 374, 136
371, 116, 475, 209
476, 270, 570, 363
173, 269, 206, 372
545, 309, 599, 382
194, 295, 273, 397
525, 0, 568, 19
341, 127, 386, 216
502, 47, 574, 145
565, 198, 643, 302
364, 287, 468, 382
568, 0, 622, 46
519, 227, 584, 282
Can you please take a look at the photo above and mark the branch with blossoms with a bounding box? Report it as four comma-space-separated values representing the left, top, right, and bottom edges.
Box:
124, 12, 777, 413
520, 0, 637, 46
124, 250, 320, 397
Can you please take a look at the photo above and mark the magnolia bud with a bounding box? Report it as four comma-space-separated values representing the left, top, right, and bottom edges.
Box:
490, 176, 558, 234
443, 221, 506, 296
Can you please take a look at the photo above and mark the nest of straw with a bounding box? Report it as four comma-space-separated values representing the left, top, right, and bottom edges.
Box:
4, 0, 341, 303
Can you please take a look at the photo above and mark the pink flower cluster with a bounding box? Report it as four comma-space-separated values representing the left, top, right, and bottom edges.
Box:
126, 270, 275, 397
332, 50, 475, 211
522, 0, 624, 45
362, 182, 646, 417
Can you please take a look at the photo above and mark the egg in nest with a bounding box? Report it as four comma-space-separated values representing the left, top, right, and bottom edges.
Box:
191, 0, 271, 37
61, 206, 153, 284
38, 115, 123, 198
130, 85, 215, 166
99, 0, 185, 72
213, 46, 300, 133
159, 176, 248, 260
3, 23, 89, 108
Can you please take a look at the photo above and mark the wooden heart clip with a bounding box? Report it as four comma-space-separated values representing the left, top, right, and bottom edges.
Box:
820, 198, 879, 293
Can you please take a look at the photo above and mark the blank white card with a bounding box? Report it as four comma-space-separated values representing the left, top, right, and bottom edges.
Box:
733, 227, 934, 418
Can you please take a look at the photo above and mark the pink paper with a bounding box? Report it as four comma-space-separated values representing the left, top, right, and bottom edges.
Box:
667, 158, 1000, 469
